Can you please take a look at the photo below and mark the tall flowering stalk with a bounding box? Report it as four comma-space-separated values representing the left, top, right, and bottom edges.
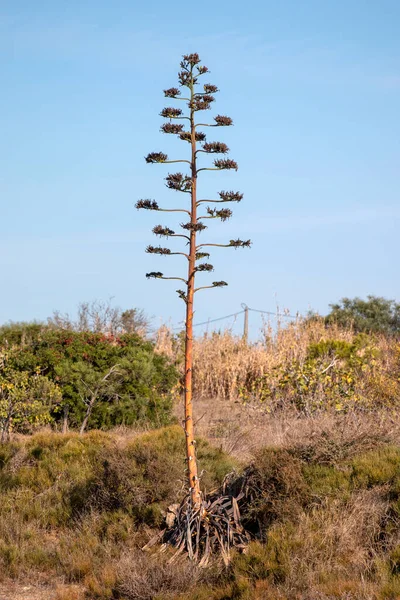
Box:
137, 53, 250, 507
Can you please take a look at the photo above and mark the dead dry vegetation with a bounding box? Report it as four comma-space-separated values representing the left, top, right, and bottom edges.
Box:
157, 317, 400, 414
188, 396, 400, 461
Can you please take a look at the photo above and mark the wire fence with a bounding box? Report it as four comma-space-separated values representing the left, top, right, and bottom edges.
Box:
173, 305, 300, 331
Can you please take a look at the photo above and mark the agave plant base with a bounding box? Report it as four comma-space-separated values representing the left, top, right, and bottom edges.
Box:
143, 489, 250, 567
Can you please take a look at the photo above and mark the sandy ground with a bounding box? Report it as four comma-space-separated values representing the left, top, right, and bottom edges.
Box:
0, 583, 83, 600
0, 584, 53, 600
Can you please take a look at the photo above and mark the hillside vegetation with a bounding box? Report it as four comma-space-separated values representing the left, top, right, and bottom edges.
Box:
2, 426, 400, 599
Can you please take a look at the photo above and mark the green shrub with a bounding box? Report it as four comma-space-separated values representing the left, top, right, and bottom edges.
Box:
302, 463, 351, 498
325, 295, 400, 335
237, 448, 310, 535
0, 324, 179, 431
232, 539, 289, 584
67, 426, 238, 525
351, 446, 400, 488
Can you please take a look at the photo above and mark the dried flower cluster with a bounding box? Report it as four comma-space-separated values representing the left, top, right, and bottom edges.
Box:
202, 142, 229, 154
160, 107, 183, 119
214, 159, 238, 171
165, 172, 192, 192
164, 87, 180, 98
195, 252, 210, 260
180, 131, 206, 143
219, 191, 243, 202
206, 207, 233, 221
229, 239, 252, 248
145, 152, 168, 164
181, 53, 201, 67
214, 115, 233, 126
135, 199, 159, 210
176, 289, 187, 301
152, 225, 175, 237
146, 245, 172, 255
161, 123, 185, 135
195, 263, 214, 272
181, 222, 207, 232
189, 98, 213, 111
178, 70, 192, 87
204, 84, 218, 94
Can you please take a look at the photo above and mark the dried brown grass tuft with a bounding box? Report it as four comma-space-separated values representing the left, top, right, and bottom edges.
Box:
54, 585, 85, 600
180, 395, 400, 462
115, 550, 203, 600
283, 487, 390, 588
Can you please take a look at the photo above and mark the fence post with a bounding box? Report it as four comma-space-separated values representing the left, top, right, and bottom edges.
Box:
241, 303, 249, 342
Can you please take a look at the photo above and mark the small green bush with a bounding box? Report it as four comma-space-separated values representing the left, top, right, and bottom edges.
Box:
302, 463, 351, 498
351, 446, 400, 488
236, 448, 310, 536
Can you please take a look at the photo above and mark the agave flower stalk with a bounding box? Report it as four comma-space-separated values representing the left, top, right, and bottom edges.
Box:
137, 53, 250, 507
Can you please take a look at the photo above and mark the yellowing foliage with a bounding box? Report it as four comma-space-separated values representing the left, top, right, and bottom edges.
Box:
0, 350, 61, 441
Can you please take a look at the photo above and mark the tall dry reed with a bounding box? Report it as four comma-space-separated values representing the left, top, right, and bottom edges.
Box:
155, 318, 400, 411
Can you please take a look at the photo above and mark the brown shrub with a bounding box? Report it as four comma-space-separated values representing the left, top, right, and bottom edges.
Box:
231, 448, 310, 535
54, 585, 85, 600
115, 550, 204, 600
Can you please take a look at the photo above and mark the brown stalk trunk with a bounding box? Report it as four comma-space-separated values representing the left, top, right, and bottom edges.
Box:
184, 68, 201, 507
79, 394, 96, 435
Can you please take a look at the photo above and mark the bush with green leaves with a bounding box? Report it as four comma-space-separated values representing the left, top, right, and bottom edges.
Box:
0, 324, 179, 432
0, 350, 61, 440
326, 295, 400, 335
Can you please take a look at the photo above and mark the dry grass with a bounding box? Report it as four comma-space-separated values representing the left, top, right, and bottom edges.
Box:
175, 395, 400, 463
278, 487, 389, 590
115, 550, 204, 600
157, 318, 354, 400
0, 426, 238, 597
157, 318, 400, 414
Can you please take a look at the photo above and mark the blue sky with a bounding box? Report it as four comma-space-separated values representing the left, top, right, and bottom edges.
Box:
2, 0, 399, 336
